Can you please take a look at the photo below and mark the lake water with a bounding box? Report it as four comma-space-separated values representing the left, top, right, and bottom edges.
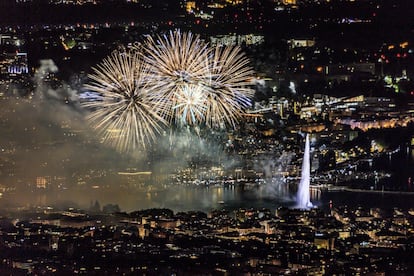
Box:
2, 146, 414, 213
2, 183, 414, 213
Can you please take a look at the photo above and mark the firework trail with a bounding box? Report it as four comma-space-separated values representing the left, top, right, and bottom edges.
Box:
82, 50, 167, 151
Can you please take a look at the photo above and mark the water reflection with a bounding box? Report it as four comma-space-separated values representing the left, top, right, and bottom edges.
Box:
1, 183, 414, 212
3, 145, 414, 212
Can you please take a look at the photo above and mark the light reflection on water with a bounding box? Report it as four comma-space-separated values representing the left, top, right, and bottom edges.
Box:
3, 147, 414, 212
0, 185, 287, 212
2, 183, 414, 213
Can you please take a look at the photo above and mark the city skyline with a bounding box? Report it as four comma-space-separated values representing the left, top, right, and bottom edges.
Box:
1, 0, 414, 274
0, 0, 413, 210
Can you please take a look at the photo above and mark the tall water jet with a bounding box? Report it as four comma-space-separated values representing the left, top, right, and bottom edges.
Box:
296, 134, 312, 209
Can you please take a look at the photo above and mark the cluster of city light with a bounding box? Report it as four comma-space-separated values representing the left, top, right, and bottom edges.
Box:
83, 30, 255, 151
337, 117, 414, 132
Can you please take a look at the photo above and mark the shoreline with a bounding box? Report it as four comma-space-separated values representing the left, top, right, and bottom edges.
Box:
323, 185, 414, 195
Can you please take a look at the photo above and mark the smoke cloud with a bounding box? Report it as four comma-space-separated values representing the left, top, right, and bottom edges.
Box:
0, 60, 243, 211
255, 151, 295, 201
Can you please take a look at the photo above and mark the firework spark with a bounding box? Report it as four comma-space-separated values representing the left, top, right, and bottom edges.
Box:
82, 50, 167, 152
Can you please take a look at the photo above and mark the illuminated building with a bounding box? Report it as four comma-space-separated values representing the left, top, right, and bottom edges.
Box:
48, 0, 98, 4
35, 176, 54, 189
49, 234, 59, 251
0, 34, 29, 81
314, 232, 335, 250
210, 34, 265, 47
287, 38, 315, 49
185, 1, 195, 13
36, 177, 48, 189
0, 34, 24, 47
325, 62, 375, 76
4, 53, 29, 77
225, 0, 243, 5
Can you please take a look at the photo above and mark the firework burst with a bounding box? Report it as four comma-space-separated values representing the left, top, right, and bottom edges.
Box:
204, 45, 255, 128
140, 30, 211, 121
82, 50, 167, 152
84, 30, 255, 151
140, 30, 255, 129
173, 84, 207, 126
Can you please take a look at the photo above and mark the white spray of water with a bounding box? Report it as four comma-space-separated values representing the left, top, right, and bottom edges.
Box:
296, 134, 313, 209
